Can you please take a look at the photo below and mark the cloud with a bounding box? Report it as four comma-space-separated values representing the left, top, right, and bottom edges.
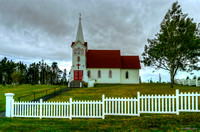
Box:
0, 0, 175, 60
0, 0, 199, 81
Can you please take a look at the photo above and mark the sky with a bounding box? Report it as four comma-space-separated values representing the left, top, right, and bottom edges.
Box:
0, 0, 199, 82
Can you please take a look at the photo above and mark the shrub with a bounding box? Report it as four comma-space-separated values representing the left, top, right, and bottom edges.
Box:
186, 76, 189, 80
193, 76, 197, 79
198, 77, 200, 81
11, 70, 22, 85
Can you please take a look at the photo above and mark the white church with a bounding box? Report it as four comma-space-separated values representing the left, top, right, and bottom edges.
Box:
68, 16, 141, 87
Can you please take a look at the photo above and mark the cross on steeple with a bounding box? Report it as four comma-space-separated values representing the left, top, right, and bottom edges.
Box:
79, 13, 81, 20
76, 63, 80, 69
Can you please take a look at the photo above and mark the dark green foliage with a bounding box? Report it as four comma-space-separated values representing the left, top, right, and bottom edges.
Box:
11, 71, 22, 85
142, 1, 200, 88
0, 57, 64, 85
60, 69, 67, 85
0, 57, 16, 84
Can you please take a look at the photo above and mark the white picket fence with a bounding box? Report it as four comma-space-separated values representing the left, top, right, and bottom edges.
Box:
5, 89, 200, 119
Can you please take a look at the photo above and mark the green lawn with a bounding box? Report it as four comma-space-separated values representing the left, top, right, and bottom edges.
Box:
1, 83, 200, 131
1, 113, 200, 131
0, 84, 66, 112
49, 83, 200, 101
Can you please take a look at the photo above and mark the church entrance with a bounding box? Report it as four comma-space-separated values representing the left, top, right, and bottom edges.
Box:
74, 70, 83, 81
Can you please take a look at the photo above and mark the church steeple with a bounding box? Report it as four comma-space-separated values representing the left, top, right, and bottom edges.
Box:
75, 13, 84, 44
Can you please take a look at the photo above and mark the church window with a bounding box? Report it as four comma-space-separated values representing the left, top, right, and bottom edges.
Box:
77, 56, 80, 62
126, 71, 129, 79
98, 70, 101, 78
82, 49, 84, 55
109, 70, 112, 78
78, 48, 80, 54
88, 70, 91, 78
74, 48, 76, 54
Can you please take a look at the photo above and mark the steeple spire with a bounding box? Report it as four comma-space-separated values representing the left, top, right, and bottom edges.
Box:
75, 13, 84, 44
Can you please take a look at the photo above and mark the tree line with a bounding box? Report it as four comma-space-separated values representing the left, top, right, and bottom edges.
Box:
0, 57, 67, 85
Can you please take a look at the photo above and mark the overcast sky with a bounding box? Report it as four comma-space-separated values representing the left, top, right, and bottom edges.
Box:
0, 0, 199, 82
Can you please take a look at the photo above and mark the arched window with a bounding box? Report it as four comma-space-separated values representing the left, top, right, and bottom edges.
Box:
109, 70, 112, 78
82, 49, 84, 55
98, 70, 101, 78
87, 70, 91, 78
126, 71, 129, 79
77, 56, 80, 62
74, 48, 76, 54
78, 48, 80, 54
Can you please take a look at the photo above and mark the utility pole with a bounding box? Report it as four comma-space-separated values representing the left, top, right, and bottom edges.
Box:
159, 73, 161, 83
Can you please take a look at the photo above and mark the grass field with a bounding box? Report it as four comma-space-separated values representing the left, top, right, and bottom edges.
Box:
0, 84, 66, 112
1, 83, 200, 131
49, 83, 200, 101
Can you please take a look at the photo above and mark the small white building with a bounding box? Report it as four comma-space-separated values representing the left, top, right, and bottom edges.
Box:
68, 16, 141, 87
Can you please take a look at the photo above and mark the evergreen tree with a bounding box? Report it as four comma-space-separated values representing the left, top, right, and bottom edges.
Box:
61, 69, 67, 85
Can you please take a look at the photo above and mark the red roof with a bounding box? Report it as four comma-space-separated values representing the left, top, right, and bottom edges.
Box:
86, 50, 141, 69
71, 42, 75, 47
87, 50, 121, 68
121, 56, 141, 69
84, 42, 87, 47
71, 42, 87, 48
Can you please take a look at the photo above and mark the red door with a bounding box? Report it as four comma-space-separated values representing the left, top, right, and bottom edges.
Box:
74, 70, 83, 81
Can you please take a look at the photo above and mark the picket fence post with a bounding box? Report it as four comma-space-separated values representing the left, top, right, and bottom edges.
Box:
102, 94, 105, 119
69, 98, 72, 120
137, 92, 140, 116
176, 89, 179, 115
40, 99, 43, 119
11, 99, 14, 117
5, 93, 14, 117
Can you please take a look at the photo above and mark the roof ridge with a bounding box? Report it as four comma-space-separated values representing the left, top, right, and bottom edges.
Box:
88, 49, 120, 51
